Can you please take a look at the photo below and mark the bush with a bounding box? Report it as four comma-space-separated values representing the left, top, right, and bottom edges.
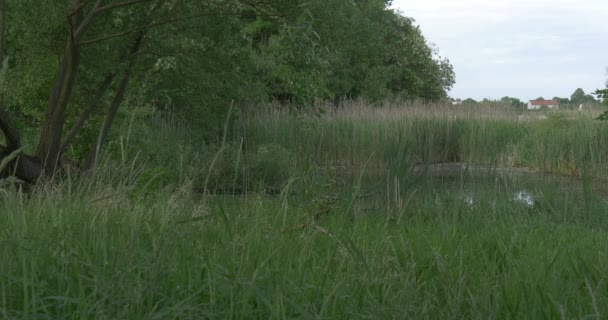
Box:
199, 143, 246, 193
250, 143, 294, 192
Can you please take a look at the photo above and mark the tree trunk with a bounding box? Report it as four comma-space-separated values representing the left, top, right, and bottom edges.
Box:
0, 0, 158, 184
33, 0, 87, 175
0, 0, 5, 61
34, 37, 80, 175
60, 72, 116, 155
85, 32, 144, 171
84, 67, 131, 171
0, 110, 42, 183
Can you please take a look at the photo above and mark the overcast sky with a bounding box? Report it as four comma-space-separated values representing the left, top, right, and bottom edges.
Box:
390, 0, 608, 101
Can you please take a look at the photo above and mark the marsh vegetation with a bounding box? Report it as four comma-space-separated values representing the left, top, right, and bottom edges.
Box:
2, 0, 608, 318
4, 101, 608, 319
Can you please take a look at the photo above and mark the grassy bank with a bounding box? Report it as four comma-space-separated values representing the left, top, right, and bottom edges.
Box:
3, 101, 608, 318
2, 171, 608, 319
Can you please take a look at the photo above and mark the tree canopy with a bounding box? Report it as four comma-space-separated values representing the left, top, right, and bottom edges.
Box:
570, 88, 596, 106
0, 0, 455, 182
500, 96, 525, 109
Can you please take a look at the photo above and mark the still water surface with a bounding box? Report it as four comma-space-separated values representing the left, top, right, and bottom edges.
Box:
350, 163, 603, 210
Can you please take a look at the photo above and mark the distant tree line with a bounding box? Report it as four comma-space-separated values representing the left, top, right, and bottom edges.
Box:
553, 88, 598, 108
454, 88, 600, 110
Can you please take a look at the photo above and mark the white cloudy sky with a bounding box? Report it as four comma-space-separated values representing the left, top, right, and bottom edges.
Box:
390, 0, 608, 101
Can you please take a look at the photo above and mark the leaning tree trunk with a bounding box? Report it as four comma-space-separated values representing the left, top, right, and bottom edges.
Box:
0, 35, 80, 183
60, 73, 116, 155
0, 0, 181, 184
0, 0, 39, 183
0, 0, 85, 182
84, 31, 144, 171
0, 0, 5, 61
0, 0, 89, 182
34, 36, 80, 175
0, 110, 42, 183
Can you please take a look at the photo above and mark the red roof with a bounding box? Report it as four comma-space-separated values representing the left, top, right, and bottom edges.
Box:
529, 99, 558, 105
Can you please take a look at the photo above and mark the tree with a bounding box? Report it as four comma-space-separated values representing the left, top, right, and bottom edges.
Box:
500, 96, 525, 109
584, 94, 596, 104
253, 0, 454, 105
462, 98, 477, 105
594, 86, 608, 120
570, 88, 585, 104
1, 1, 152, 181
570, 88, 596, 106
0, 0, 456, 184
0, 0, 4, 60
553, 96, 570, 105
0, 0, 245, 182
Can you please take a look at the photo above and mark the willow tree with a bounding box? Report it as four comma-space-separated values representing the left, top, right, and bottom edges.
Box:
0, 1, 152, 182
0, 0, 254, 183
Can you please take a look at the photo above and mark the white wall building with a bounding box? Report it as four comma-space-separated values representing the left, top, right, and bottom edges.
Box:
527, 99, 559, 110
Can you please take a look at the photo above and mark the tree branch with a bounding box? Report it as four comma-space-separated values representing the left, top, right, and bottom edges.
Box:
80, 12, 281, 45
0, 109, 21, 151
68, 0, 91, 42
67, 0, 89, 18
95, 0, 151, 14
75, 0, 151, 39
74, 0, 103, 39
60, 73, 115, 154
135, 50, 172, 58
85, 32, 144, 171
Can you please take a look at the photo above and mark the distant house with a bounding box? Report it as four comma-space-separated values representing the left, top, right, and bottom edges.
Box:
527, 99, 559, 110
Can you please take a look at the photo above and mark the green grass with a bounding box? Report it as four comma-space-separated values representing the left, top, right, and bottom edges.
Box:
3, 102, 608, 318
2, 174, 608, 319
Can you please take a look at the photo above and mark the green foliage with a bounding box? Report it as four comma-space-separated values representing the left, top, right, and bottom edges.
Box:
571, 88, 585, 104
133, 165, 179, 196
250, 143, 294, 191
4, 152, 608, 318
462, 98, 477, 105
553, 96, 571, 107
595, 88, 608, 120
201, 143, 247, 192
500, 96, 525, 110
6, 101, 608, 318
1, 0, 456, 159
197, 142, 295, 193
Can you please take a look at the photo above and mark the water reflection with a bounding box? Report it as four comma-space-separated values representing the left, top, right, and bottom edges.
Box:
351, 163, 597, 210
513, 190, 535, 207
460, 190, 535, 208
461, 193, 475, 206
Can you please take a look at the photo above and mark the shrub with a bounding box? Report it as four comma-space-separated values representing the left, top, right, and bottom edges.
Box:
249, 143, 294, 192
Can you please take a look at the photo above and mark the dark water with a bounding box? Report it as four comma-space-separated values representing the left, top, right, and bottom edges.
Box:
348, 163, 603, 209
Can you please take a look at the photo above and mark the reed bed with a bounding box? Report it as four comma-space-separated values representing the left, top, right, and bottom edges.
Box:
239, 100, 608, 179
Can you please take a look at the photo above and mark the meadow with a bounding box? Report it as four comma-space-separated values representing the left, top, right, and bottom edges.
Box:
3, 101, 608, 319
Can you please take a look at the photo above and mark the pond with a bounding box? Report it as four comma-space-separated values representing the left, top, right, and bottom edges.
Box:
344, 162, 605, 211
